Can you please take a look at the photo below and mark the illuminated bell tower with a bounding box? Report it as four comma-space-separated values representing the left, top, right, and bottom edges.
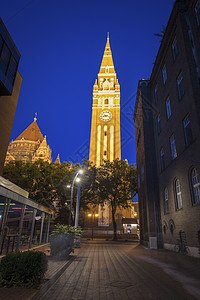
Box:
89, 33, 121, 166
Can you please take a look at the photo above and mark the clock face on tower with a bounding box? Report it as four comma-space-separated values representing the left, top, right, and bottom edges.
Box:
99, 110, 112, 122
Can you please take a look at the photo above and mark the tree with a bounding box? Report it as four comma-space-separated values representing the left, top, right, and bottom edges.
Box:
96, 159, 137, 240
3, 160, 73, 207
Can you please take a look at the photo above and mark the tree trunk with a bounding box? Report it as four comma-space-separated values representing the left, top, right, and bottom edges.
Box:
111, 203, 117, 240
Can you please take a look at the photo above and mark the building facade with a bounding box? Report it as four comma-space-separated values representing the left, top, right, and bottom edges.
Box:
5, 116, 52, 164
134, 0, 200, 255
0, 18, 22, 175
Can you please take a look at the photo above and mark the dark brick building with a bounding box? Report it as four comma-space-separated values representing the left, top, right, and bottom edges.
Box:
0, 18, 22, 175
134, 0, 200, 256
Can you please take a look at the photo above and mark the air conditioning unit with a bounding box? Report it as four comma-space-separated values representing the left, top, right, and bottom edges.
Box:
149, 237, 157, 249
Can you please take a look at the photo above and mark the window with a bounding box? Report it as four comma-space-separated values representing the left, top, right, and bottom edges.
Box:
183, 115, 193, 147
191, 168, 200, 204
170, 134, 177, 160
154, 86, 158, 102
104, 151, 107, 156
104, 131, 107, 136
160, 148, 165, 171
177, 73, 184, 99
141, 165, 144, 182
157, 114, 161, 134
175, 179, 183, 210
172, 37, 179, 61
105, 66, 109, 73
164, 188, 169, 213
162, 65, 167, 84
195, 0, 200, 26
104, 99, 108, 105
166, 98, 171, 119
109, 97, 113, 105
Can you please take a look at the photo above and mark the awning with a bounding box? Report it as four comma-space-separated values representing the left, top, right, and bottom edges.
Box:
122, 218, 138, 225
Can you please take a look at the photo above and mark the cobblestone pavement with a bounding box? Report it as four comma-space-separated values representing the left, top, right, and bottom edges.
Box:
37, 241, 200, 300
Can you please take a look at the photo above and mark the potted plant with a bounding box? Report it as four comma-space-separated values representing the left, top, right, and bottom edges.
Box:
50, 224, 82, 260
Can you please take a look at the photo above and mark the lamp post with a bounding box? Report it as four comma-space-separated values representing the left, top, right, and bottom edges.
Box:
88, 212, 98, 240
69, 169, 83, 226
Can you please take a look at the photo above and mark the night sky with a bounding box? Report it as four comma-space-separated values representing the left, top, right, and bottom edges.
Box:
1, 0, 174, 164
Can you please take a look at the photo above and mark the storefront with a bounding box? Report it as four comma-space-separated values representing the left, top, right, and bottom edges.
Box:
0, 176, 53, 255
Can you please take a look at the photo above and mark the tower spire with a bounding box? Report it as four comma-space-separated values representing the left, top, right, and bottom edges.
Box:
34, 112, 37, 122
99, 33, 115, 74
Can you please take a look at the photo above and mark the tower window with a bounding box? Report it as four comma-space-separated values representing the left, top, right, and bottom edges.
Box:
177, 73, 184, 100
166, 97, 171, 119
183, 115, 193, 147
104, 99, 108, 105
104, 151, 107, 156
160, 148, 165, 171
195, 1, 200, 26
172, 37, 179, 61
154, 85, 158, 103
157, 114, 161, 134
170, 134, 177, 160
104, 131, 107, 136
105, 66, 109, 73
164, 187, 169, 214
162, 65, 167, 84
191, 168, 200, 204
175, 179, 183, 210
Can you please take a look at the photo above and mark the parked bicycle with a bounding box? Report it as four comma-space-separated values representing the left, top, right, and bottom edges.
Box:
174, 238, 190, 255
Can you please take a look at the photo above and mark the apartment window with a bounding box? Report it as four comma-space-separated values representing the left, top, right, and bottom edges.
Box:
164, 188, 169, 213
195, 0, 200, 26
177, 73, 184, 99
141, 165, 144, 182
157, 114, 161, 134
183, 115, 193, 147
172, 37, 179, 61
170, 134, 177, 160
162, 65, 167, 84
166, 98, 171, 119
160, 148, 165, 171
154, 86, 158, 102
191, 168, 200, 204
175, 179, 183, 210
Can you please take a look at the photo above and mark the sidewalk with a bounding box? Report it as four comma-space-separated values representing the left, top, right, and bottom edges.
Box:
0, 243, 81, 300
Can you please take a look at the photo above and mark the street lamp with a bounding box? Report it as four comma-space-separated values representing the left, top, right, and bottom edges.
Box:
88, 212, 98, 240
69, 169, 83, 226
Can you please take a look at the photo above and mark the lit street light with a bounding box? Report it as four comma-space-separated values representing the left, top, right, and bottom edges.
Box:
88, 212, 98, 240
69, 169, 83, 226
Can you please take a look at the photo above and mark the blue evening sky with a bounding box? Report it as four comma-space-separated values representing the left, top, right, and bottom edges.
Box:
1, 0, 174, 164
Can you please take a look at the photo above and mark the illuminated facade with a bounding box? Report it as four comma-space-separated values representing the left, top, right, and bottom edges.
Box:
89, 33, 121, 166
5, 115, 52, 164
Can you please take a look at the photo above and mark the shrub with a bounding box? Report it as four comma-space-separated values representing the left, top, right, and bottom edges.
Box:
0, 251, 48, 288
51, 224, 83, 236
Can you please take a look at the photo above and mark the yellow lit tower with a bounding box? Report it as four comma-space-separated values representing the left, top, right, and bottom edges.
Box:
89, 33, 121, 166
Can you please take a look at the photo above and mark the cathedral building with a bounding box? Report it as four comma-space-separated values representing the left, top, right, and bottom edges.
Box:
5, 115, 52, 164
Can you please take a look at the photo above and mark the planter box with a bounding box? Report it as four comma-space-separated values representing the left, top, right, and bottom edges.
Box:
50, 233, 74, 260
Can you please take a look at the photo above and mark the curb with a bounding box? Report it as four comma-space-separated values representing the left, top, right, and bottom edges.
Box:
31, 255, 76, 300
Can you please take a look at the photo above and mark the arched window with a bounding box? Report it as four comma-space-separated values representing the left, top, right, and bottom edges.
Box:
164, 188, 169, 213
191, 168, 200, 204
175, 179, 182, 210
104, 99, 108, 105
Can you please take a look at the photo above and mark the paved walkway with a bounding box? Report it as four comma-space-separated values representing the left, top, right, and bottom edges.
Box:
35, 241, 200, 300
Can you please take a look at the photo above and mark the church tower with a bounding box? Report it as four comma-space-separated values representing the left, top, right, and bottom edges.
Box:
89, 34, 121, 166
